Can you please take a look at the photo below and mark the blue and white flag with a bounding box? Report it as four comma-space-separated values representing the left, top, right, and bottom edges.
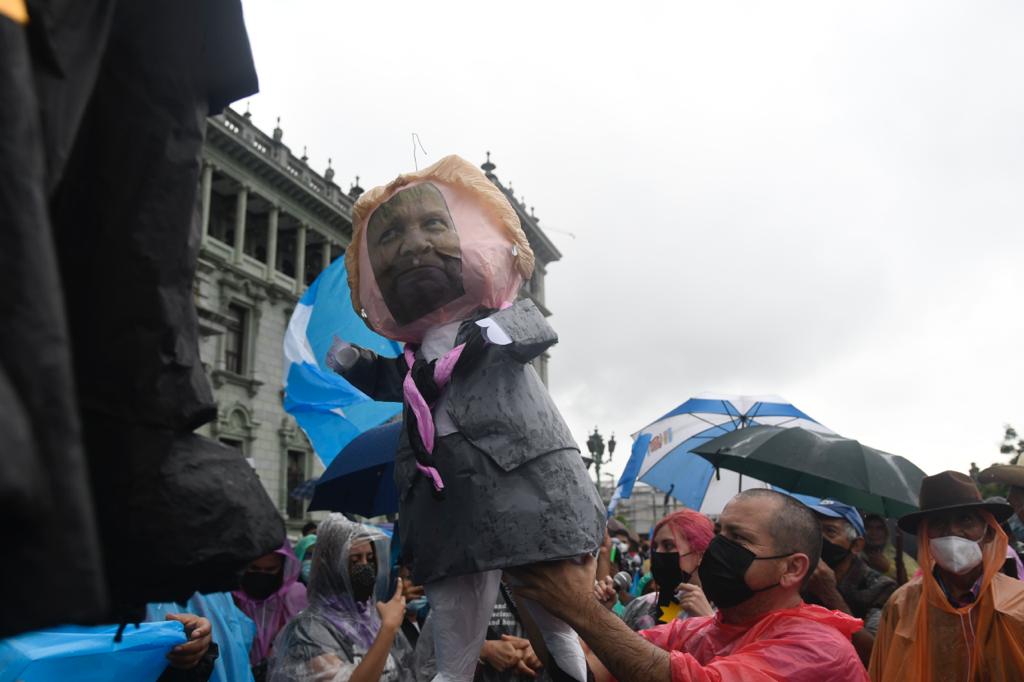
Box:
615, 393, 834, 515
283, 259, 403, 467
608, 434, 651, 516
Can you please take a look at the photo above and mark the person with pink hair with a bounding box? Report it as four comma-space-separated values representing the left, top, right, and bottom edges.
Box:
599, 510, 715, 631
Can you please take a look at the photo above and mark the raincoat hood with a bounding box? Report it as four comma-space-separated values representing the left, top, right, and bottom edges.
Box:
232, 541, 308, 665
346, 155, 534, 344
869, 511, 1024, 681
305, 514, 392, 650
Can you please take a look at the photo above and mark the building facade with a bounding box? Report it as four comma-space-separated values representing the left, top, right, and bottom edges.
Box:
193, 108, 561, 523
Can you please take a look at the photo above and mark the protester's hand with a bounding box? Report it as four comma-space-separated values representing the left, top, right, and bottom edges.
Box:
807, 561, 838, 596
676, 583, 713, 617
806, 562, 851, 613
480, 638, 522, 672
596, 530, 614, 583
502, 635, 540, 677
401, 578, 425, 601
521, 643, 543, 674
510, 555, 597, 624
593, 575, 617, 610
377, 578, 406, 631
164, 614, 211, 670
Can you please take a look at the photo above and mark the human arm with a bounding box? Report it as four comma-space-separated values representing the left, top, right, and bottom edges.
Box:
511, 557, 671, 682
338, 579, 406, 682
676, 584, 713, 618
512, 557, 868, 682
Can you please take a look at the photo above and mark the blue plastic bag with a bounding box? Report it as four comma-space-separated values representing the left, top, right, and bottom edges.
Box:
0, 621, 186, 682
147, 593, 256, 682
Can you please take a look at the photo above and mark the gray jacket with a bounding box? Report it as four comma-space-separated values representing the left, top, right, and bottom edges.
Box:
340, 299, 579, 490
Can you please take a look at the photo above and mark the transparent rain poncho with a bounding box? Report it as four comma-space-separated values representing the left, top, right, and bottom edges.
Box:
267, 514, 414, 682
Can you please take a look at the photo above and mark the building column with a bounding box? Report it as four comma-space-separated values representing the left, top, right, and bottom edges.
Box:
200, 162, 213, 240
233, 185, 248, 264
266, 206, 279, 280
321, 238, 332, 273
294, 223, 307, 294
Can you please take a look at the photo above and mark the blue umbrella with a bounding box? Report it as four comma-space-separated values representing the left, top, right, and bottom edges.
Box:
612, 392, 834, 514
282, 258, 403, 467
308, 422, 403, 517
289, 478, 320, 500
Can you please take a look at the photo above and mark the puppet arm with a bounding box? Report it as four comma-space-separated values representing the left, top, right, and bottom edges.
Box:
475, 298, 557, 364
325, 336, 405, 403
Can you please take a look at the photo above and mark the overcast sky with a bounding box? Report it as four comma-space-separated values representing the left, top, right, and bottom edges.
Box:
239, 0, 1023, 482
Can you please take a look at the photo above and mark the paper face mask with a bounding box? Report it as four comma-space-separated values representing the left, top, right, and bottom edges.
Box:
366, 183, 465, 326
347, 155, 536, 344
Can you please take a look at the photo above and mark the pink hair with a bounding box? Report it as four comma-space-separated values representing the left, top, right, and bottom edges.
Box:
653, 509, 714, 554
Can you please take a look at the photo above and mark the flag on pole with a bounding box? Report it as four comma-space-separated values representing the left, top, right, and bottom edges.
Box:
608, 433, 652, 516
283, 259, 402, 466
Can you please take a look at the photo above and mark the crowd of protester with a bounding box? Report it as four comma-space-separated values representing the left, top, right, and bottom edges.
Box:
142, 463, 1024, 682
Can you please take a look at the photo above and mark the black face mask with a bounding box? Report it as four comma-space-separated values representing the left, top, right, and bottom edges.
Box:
820, 538, 852, 569
698, 535, 792, 609
350, 563, 377, 602
241, 570, 282, 600
650, 551, 692, 606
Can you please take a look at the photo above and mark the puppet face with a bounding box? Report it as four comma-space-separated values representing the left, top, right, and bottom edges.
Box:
366, 183, 465, 326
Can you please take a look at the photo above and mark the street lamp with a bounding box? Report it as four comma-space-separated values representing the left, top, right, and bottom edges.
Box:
586, 428, 617, 502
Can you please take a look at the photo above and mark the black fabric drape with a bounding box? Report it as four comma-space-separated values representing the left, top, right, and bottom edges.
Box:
0, 10, 108, 638
0, 0, 284, 635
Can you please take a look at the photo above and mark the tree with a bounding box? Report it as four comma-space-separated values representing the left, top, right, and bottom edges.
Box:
976, 425, 1024, 499
1000, 425, 1024, 466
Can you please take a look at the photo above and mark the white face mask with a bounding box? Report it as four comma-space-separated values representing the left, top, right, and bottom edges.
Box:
930, 535, 984, 575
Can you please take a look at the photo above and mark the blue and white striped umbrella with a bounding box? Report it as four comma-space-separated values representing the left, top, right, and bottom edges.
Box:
610, 392, 834, 515
282, 258, 403, 467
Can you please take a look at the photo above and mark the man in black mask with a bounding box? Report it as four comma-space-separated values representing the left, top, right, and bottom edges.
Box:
511, 489, 868, 682
803, 499, 895, 666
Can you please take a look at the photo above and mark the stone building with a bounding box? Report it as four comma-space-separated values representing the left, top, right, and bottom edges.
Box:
193, 108, 562, 525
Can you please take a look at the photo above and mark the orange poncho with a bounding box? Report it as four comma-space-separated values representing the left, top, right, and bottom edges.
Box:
868, 513, 1024, 681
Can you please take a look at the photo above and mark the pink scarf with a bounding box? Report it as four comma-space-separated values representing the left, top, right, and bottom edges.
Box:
402, 343, 466, 492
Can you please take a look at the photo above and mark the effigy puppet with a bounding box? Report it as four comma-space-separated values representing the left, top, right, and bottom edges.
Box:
329, 155, 604, 681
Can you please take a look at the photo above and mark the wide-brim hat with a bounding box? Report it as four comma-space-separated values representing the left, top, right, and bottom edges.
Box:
977, 462, 1024, 490
897, 470, 1014, 535
607, 517, 640, 545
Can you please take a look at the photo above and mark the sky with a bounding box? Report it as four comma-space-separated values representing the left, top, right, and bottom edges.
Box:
238, 0, 1024, 482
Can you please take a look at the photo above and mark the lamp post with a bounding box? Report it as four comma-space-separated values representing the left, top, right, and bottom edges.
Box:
586, 428, 617, 502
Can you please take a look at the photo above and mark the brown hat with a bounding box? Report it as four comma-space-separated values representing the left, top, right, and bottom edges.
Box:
977, 461, 1024, 490
897, 470, 1014, 535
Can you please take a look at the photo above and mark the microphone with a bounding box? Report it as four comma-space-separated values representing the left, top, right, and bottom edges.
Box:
612, 571, 633, 592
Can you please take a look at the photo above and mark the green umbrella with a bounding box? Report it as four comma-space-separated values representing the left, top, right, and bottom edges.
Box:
691, 425, 926, 516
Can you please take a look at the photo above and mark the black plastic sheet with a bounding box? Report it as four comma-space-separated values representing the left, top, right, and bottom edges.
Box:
0, 0, 283, 635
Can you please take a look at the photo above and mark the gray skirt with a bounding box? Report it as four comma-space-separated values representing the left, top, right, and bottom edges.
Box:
398, 433, 605, 585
